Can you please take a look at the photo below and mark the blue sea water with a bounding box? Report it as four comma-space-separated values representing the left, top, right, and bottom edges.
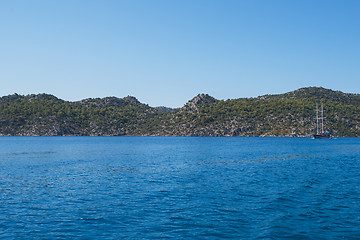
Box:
0, 137, 359, 239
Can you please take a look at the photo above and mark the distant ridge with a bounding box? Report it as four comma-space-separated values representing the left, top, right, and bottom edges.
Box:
3, 87, 359, 106
0, 87, 359, 137
79, 96, 142, 108
259, 87, 360, 105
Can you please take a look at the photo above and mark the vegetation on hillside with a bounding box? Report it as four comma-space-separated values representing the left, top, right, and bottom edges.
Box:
0, 87, 359, 137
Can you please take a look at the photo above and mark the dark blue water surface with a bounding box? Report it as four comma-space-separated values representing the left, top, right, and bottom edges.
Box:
0, 137, 360, 239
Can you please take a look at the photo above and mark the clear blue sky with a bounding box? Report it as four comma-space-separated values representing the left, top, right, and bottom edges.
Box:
1, 0, 359, 107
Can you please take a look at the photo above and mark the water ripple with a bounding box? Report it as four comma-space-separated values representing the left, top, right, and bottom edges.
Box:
0, 137, 360, 239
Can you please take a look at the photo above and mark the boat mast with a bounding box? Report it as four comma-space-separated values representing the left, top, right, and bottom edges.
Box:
321, 104, 324, 134
316, 103, 319, 135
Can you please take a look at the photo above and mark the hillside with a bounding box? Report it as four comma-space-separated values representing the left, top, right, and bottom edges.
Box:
0, 94, 161, 136
0, 87, 359, 136
259, 87, 360, 105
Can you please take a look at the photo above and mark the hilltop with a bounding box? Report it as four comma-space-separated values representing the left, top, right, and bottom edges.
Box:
0, 87, 359, 137
259, 87, 360, 105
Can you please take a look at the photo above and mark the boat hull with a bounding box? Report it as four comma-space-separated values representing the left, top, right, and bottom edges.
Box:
312, 134, 332, 139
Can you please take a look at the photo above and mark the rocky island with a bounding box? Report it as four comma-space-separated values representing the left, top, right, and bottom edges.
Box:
0, 87, 359, 137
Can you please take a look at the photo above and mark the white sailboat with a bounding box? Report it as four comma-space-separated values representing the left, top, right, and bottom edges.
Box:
310, 103, 332, 139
